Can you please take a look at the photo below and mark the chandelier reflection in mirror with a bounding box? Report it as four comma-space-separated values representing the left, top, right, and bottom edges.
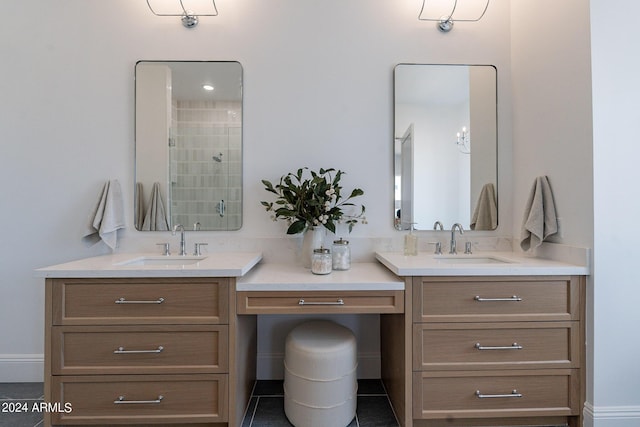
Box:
418, 0, 490, 32
456, 127, 470, 154
146, 0, 218, 28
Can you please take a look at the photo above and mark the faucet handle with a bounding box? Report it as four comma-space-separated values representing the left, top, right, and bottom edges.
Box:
156, 243, 171, 256
193, 243, 208, 256
464, 241, 473, 254
428, 242, 443, 255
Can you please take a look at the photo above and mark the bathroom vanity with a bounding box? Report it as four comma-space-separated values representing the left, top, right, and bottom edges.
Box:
37, 252, 262, 427
37, 250, 588, 427
375, 251, 589, 427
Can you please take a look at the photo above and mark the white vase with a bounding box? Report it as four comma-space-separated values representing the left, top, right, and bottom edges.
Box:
300, 226, 324, 268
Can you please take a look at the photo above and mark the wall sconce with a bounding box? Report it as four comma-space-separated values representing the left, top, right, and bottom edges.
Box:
146, 0, 218, 28
418, 0, 490, 33
456, 127, 470, 153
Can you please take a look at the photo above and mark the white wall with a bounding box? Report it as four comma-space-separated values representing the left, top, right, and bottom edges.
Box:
511, 0, 640, 425
1, 0, 513, 381
589, 1, 640, 425
510, 0, 593, 249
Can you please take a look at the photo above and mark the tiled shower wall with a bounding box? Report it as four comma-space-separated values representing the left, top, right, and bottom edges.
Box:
169, 100, 242, 230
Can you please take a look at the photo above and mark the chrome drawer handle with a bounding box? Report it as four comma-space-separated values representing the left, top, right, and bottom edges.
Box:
114, 346, 164, 354
115, 297, 165, 304
475, 342, 523, 351
474, 295, 522, 302
298, 298, 345, 306
475, 390, 522, 399
114, 395, 164, 404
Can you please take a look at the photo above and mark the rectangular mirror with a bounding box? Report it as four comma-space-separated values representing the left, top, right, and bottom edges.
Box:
394, 64, 497, 231
135, 60, 243, 231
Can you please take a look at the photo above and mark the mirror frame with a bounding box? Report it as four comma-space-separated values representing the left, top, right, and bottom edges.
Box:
393, 63, 498, 232
134, 60, 243, 232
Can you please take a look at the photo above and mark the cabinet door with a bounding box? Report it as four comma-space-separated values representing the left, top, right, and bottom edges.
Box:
413, 276, 580, 323
412, 369, 579, 419
413, 322, 580, 371
50, 374, 227, 424
52, 325, 228, 375
237, 290, 404, 314
52, 278, 229, 325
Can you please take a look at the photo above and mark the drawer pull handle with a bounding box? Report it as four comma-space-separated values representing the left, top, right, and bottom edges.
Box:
298, 298, 345, 306
475, 342, 523, 351
114, 346, 164, 354
115, 297, 165, 304
114, 395, 164, 404
475, 390, 522, 399
474, 295, 522, 302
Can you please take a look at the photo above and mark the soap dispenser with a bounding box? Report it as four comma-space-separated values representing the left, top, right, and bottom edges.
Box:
404, 223, 418, 256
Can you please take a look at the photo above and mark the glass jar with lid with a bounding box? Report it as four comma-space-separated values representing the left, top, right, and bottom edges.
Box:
311, 247, 332, 275
332, 238, 351, 270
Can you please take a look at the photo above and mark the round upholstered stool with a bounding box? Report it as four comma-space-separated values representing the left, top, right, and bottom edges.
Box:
283, 320, 358, 427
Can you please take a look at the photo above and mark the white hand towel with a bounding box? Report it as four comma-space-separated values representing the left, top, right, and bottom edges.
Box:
520, 176, 558, 251
82, 180, 125, 251
470, 183, 497, 231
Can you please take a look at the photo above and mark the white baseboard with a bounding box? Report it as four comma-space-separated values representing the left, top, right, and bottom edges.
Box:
257, 352, 380, 380
0, 354, 44, 382
584, 402, 640, 427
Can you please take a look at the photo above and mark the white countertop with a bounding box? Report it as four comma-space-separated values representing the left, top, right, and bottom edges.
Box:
35, 252, 263, 278
236, 262, 404, 291
375, 251, 590, 276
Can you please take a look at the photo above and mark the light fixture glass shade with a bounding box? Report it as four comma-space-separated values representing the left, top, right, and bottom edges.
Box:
146, 0, 218, 17
419, 0, 489, 23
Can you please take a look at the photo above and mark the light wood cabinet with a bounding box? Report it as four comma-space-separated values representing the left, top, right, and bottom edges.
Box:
237, 290, 404, 314
410, 275, 585, 427
44, 277, 233, 427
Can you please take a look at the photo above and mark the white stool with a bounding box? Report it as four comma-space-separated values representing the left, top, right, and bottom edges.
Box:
283, 320, 358, 427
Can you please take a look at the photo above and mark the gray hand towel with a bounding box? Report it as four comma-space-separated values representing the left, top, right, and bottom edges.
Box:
470, 183, 497, 230
520, 176, 558, 251
82, 180, 125, 251
141, 182, 169, 231
135, 182, 145, 231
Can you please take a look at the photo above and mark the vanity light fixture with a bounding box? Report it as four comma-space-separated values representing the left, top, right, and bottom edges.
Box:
456, 127, 470, 154
146, 0, 218, 28
418, 0, 490, 33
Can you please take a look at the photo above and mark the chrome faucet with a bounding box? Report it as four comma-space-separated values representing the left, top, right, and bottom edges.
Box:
449, 223, 464, 254
172, 224, 187, 256
433, 221, 444, 231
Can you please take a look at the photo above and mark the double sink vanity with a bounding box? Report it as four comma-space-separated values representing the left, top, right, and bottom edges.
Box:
37, 249, 588, 427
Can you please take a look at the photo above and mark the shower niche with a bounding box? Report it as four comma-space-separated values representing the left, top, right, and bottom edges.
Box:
135, 61, 243, 231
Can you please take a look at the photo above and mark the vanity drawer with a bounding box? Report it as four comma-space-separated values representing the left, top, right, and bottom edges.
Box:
51, 278, 229, 325
412, 369, 579, 419
50, 374, 227, 425
236, 290, 404, 314
51, 325, 228, 375
413, 322, 579, 371
413, 276, 580, 323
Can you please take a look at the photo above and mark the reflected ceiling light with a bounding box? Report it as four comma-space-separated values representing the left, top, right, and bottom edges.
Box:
203, 84, 214, 91
418, 0, 490, 33
146, 0, 218, 28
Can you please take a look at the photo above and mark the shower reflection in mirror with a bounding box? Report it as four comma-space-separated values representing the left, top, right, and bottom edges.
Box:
135, 61, 243, 231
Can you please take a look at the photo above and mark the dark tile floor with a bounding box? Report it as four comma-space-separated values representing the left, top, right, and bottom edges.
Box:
0, 381, 397, 427
0, 382, 44, 427
241, 379, 399, 427
0, 381, 568, 427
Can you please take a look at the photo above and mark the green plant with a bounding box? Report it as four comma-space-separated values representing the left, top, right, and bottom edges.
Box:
261, 167, 366, 235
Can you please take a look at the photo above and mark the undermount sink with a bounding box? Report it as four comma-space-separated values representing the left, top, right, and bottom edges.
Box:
115, 256, 207, 266
434, 255, 512, 264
